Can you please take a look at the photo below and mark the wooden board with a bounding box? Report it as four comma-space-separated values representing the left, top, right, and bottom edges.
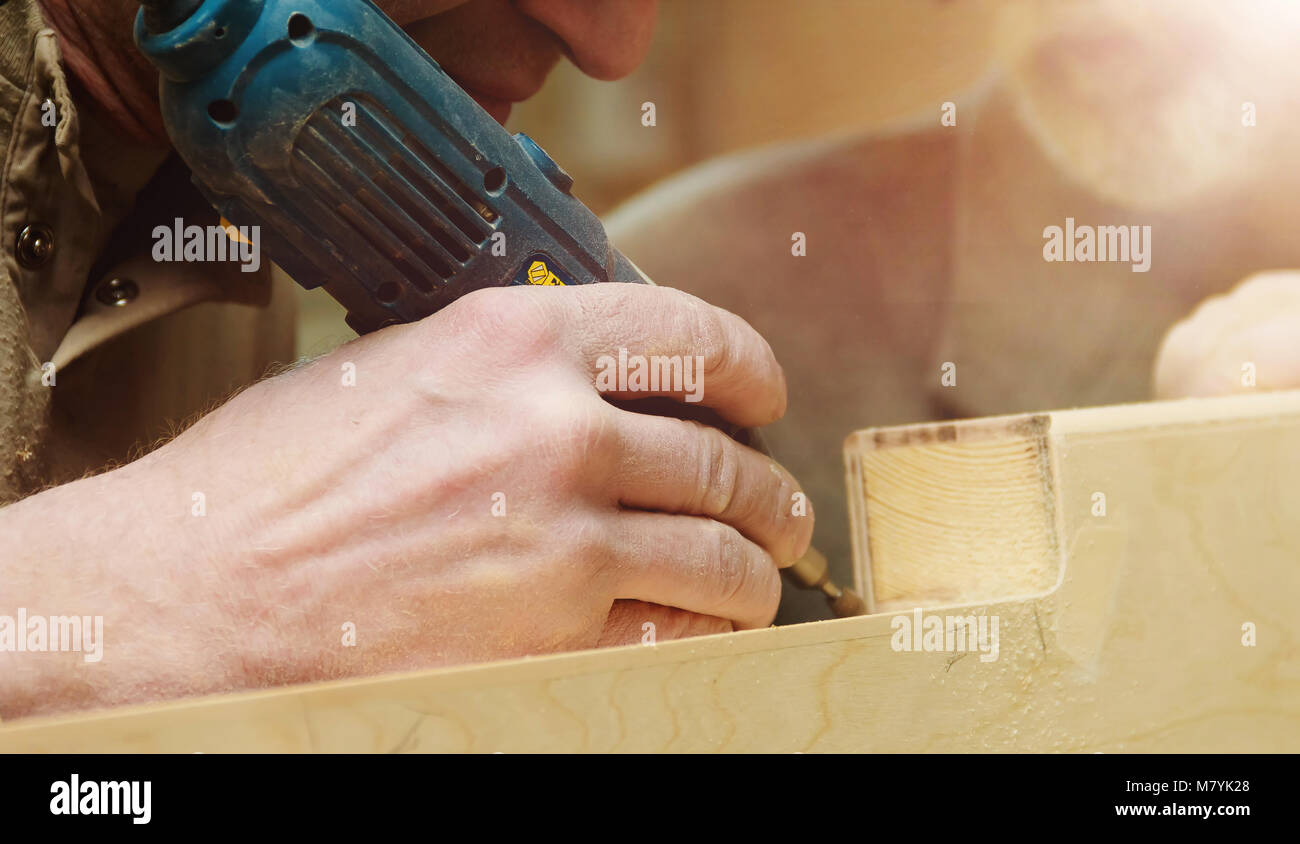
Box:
845, 413, 1061, 613
2, 391, 1298, 752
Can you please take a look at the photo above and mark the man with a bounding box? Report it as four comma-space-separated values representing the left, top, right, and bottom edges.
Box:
0, 0, 813, 720
608, 0, 1300, 618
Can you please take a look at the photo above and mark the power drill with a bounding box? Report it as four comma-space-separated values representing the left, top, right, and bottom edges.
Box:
134, 0, 865, 618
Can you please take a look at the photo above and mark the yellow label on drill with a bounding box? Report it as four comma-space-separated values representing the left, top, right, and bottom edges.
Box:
511, 252, 578, 287
526, 259, 566, 286
219, 216, 253, 245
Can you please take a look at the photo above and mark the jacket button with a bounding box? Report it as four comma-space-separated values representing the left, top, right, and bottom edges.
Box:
96, 278, 139, 307
16, 223, 54, 268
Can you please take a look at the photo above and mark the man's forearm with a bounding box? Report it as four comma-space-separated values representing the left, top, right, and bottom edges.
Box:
0, 452, 244, 719
1, 284, 811, 720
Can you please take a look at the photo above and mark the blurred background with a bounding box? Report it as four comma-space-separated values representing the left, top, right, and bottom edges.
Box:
300, 0, 1300, 356
297, 0, 1009, 353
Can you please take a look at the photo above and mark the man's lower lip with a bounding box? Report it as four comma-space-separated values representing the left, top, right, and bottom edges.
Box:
464, 89, 513, 125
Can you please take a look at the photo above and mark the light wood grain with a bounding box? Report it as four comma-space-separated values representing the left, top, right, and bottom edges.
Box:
846, 414, 1060, 612
2, 391, 1297, 752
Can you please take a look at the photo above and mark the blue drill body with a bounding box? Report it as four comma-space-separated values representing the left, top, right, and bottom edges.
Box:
135, 0, 647, 334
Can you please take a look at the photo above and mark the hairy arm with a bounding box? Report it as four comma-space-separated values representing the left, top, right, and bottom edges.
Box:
1, 285, 809, 720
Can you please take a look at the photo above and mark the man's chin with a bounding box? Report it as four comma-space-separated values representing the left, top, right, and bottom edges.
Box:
466, 91, 513, 125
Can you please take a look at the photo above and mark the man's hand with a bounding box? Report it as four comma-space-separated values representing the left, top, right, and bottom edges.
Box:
0, 284, 810, 718
1155, 271, 1300, 399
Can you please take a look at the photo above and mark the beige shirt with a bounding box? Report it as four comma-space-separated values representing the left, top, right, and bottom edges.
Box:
0, 0, 295, 504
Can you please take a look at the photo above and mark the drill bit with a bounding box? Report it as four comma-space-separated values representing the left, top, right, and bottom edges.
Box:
785, 547, 867, 617
724, 428, 864, 617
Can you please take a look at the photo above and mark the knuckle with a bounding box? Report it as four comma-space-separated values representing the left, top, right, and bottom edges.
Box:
690, 301, 784, 418
692, 423, 740, 516
682, 614, 735, 638
564, 514, 613, 579
705, 522, 754, 610
533, 397, 617, 491
530, 519, 615, 649
692, 305, 736, 383
574, 283, 659, 360
576, 282, 635, 333
656, 608, 732, 641
442, 286, 561, 360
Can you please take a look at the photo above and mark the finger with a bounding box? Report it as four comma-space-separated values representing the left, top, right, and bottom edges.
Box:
543, 284, 788, 428
1155, 271, 1300, 399
606, 510, 782, 630
609, 410, 813, 566
597, 600, 733, 647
